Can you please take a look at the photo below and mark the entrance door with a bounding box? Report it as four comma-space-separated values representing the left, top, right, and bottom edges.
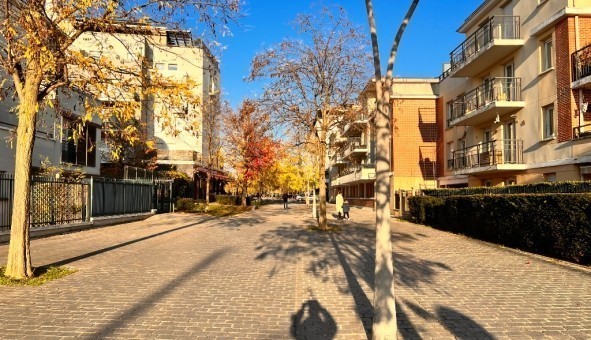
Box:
503, 62, 515, 101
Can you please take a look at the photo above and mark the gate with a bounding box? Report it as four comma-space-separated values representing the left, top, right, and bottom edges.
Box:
153, 180, 173, 213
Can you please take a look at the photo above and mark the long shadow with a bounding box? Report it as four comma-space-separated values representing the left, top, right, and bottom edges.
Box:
255, 220, 454, 338
45, 217, 216, 267
436, 306, 495, 339
89, 247, 230, 339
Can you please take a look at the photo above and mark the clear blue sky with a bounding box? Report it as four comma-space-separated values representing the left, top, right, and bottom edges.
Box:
217, 0, 483, 108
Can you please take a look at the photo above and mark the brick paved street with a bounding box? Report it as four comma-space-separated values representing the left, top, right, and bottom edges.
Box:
0, 202, 590, 339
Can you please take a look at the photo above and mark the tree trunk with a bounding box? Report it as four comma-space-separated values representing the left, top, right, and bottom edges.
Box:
5, 74, 43, 279
317, 130, 327, 230
205, 171, 211, 208
241, 181, 247, 207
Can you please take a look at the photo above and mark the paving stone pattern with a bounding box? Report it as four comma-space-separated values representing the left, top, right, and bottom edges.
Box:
0, 202, 589, 339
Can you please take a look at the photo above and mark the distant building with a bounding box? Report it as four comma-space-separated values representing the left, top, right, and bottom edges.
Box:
438, 0, 591, 187
327, 78, 439, 212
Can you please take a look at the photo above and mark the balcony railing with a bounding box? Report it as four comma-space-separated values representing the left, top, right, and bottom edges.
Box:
450, 139, 523, 171
448, 77, 521, 125
572, 44, 591, 82
573, 123, 591, 139
450, 16, 521, 71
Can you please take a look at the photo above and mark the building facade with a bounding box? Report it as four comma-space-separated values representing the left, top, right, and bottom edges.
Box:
439, 0, 591, 187
328, 78, 439, 211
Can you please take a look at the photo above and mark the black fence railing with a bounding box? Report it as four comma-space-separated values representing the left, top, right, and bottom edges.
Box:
0, 174, 171, 230
450, 139, 523, 171
572, 43, 591, 82
450, 15, 521, 70
449, 78, 521, 124
423, 181, 591, 197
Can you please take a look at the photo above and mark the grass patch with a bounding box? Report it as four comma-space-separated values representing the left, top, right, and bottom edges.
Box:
307, 222, 342, 233
0, 266, 76, 286
204, 204, 251, 217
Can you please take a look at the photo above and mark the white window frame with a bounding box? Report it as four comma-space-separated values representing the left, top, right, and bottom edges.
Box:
542, 104, 555, 139
168, 64, 178, 71
542, 37, 553, 72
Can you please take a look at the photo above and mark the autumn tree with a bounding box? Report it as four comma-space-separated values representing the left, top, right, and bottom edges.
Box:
0, 0, 241, 279
364, 0, 419, 338
249, 7, 371, 230
200, 93, 224, 209
224, 100, 277, 207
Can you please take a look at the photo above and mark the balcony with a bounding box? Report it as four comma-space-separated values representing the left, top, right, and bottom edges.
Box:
448, 77, 524, 127
449, 139, 525, 175
572, 44, 591, 89
343, 116, 368, 137
330, 152, 347, 165
449, 16, 523, 77
344, 137, 368, 159
573, 123, 591, 140
331, 164, 376, 186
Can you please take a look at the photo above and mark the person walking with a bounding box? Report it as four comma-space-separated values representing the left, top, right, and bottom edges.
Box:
335, 191, 344, 219
282, 193, 289, 209
342, 200, 350, 220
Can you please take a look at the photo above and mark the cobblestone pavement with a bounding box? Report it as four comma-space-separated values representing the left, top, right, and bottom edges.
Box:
0, 202, 590, 339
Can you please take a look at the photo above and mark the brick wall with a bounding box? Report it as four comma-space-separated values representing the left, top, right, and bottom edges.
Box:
392, 98, 438, 190
555, 18, 576, 142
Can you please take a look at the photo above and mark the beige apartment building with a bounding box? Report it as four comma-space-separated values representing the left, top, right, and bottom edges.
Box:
439, 0, 591, 187
328, 78, 439, 210
74, 26, 222, 181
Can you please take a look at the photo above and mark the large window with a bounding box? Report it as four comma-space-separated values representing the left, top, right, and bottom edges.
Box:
542, 104, 554, 139
542, 38, 553, 71
61, 119, 97, 167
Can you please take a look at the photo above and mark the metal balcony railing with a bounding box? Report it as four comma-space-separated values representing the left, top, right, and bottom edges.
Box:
573, 123, 591, 139
449, 77, 522, 123
450, 139, 523, 171
572, 44, 591, 82
450, 16, 521, 70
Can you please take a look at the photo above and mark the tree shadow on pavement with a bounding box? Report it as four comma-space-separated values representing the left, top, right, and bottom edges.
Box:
255, 220, 456, 338
44, 217, 217, 268
89, 247, 230, 338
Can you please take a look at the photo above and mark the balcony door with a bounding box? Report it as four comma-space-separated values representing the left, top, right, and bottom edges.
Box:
503, 121, 516, 163
503, 62, 515, 101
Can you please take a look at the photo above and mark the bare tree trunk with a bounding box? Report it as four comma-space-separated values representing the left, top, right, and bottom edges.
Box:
364, 0, 419, 338
317, 130, 327, 230
205, 171, 211, 209
5, 72, 43, 279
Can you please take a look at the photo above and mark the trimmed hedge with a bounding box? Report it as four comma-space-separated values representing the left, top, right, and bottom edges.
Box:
422, 181, 591, 197
175, 198, 205, 212
215, 195, 252, 206
408, 194, 591, 265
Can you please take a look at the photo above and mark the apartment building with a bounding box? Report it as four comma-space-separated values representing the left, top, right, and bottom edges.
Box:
0, 87, 102, 176
439, 0, 591, 187
328, 78, 439, 209
74, 26, 222, 182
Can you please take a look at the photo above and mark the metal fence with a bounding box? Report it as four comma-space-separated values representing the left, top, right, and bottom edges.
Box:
0, 174, 171, 230
91, 178, 154, 217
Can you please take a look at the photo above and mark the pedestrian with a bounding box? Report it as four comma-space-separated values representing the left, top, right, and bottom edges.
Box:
335, 191, 343, 219
343, 200, 350, 220
282, 193, 288, 209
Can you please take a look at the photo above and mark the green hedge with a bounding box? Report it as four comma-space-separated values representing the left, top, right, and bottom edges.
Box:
408, 194, 591, 265
175, 198, 205, 212
422, 181, 591, 197
215, 195, 251, 206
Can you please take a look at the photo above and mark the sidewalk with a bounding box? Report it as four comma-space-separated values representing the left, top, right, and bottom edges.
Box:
0, 201, 589, 339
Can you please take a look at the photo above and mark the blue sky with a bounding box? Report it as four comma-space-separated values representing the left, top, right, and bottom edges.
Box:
216, 0, 483, 108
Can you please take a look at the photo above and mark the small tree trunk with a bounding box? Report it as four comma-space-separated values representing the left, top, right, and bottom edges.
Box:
5, 75, 42, 279
241, 181, 247, 207
205, 171, 211, 208
318, 131, 327, 230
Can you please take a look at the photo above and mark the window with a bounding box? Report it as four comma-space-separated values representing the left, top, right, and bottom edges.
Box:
542, 38, 553, 71
446, 101, 453, 128
543, 105, 554, 139
155, 63, 165, 70
544, 172, 557, 182
61, 119, 97, 167
89, 51, 101, 60
168, 64, 178, 71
